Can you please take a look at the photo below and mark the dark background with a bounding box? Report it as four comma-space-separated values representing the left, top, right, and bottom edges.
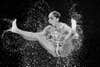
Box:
0, 0, 99, 67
